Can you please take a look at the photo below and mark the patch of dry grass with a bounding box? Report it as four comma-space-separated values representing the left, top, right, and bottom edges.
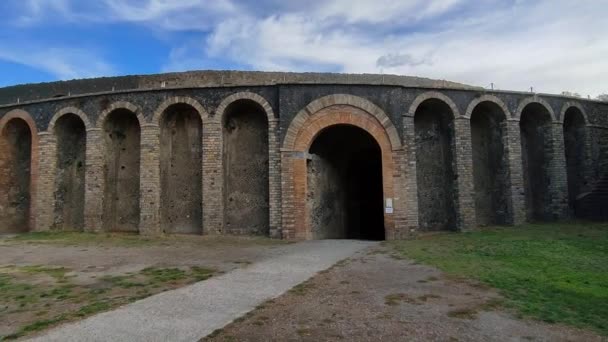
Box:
0, 264, 216, 340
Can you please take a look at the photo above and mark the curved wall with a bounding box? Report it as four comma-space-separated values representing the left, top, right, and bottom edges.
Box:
0, 72, 606, 238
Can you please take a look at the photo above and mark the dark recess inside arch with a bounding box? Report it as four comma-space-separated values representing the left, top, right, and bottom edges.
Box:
414, 99, 457, 231
103, 109, 141, 232
160, 104, 203, 234
0, 119, 32, 233
54, 114, 86, 231
470, 102, 510, 226
563, 107, 587, 215
307, 125, 385, 240
520, 103, 553, 221
223, 100, 270, 235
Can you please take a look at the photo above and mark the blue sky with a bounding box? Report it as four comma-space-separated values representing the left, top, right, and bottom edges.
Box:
0, 0, 606, 97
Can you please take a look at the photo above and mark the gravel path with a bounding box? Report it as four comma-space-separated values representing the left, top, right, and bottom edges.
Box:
206, 245, 604, 342
27, 240, 375, 342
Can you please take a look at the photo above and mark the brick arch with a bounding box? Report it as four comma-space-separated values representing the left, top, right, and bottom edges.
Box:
408, 91, 461, 118
293, 108, 394, 154
0, 109, 39, 232
215, 91, 274, 123
152, 96, 209, 125
515, 96, 556, 122
283, 104, 399, 240
47, 106, 92, 132
284, 94, 401, 151
97, 101, 145, 128
0, 109, 38, 135
214, 91, 281, 236
465, 95, 511, 119
560, 102, 588, 124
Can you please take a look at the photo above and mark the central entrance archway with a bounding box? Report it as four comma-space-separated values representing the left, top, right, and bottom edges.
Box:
282, 95, 402, 240
307, 125, 385, 240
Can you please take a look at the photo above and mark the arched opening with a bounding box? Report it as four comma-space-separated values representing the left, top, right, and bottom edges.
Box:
307, 125, 385, 240
414, 99, 457, 231
54, 114, 86, 231
103, 109, 141, 232
470, 102, 509, 226
223, 100, 269, 235
520, 103, 553, 221
0, 119, 32, 233
160, 104, 202, 234
563, 107, 587, 215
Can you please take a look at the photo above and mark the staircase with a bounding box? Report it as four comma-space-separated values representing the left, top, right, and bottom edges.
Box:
576, 173, 608, 221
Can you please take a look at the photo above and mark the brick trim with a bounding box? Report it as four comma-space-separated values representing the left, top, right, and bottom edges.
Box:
282, 104, 402, 240
515, 96, 557, 122
215, 91, 275, 122
97, 101, 145, 128
47, 107, 92, 132
283, 94, 401, 151
464, 95, 511, 119
293, 110, 394, 152
559, 102, 588, 124
152, 97, 209, 125
0, 109, 39, 232
407, 91, 461, 118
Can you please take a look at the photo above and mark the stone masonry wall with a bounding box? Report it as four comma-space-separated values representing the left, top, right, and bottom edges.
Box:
0, 73, 606, 239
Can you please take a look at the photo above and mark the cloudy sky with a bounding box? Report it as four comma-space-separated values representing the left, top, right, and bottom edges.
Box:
0, 0, 606, 96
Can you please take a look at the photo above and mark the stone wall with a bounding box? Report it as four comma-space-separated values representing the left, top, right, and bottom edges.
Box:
0, 118, 32, 232
222, 100, 269, 235
53, 114, 86, 231
159, 104, 203, 234
0, 72, 606, 239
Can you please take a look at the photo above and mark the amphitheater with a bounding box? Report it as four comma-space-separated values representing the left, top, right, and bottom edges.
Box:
0, 71, 606, 240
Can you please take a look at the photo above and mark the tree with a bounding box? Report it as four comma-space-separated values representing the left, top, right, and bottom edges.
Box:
561, 91, 581, 98
597, 94, 608, 102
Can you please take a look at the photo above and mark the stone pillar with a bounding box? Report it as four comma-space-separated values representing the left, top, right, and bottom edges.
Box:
280, 150, 307, 240
389, 148, 410, 239
84, 128, 104, 232
34, 132, 56, 231
202, 119, 222, 234
505, 120, 526, 225
401, 115, 419, 235
453, 117, 477, 230
268, 119, 282, 238
549, 122, 569, 219
139, 124, 161, 235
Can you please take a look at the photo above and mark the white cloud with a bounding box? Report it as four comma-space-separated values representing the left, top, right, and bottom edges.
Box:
204, 0, 608, 96
10, 0, 239, 30
315, 0, 463, 24
12, 0, 72, 26
5, 0, 608, 96
0, 45, 115, 80
101, 0, 238, 30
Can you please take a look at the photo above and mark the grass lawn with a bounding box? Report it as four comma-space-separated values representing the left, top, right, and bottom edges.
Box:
0, 231, 287, 340
0, 263, 216, 340
390, 223, 608, 336
5, 231, 286, 247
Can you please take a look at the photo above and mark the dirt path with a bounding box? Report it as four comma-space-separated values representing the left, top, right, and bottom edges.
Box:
0, 236, 289, 277
0, 235, 290, 339
27, 240, 374, 342
205, 246, 603, 342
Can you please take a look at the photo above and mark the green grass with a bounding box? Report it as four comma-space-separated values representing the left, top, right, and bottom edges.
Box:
5, 231, 287, 247
391, 223, 608, 335
0, 265, 217, 340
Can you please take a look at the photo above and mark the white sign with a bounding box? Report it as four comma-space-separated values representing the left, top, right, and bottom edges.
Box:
385, 198, 394, 214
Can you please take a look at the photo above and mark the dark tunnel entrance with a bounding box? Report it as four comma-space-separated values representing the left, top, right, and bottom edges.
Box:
307, 125, 385, 240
